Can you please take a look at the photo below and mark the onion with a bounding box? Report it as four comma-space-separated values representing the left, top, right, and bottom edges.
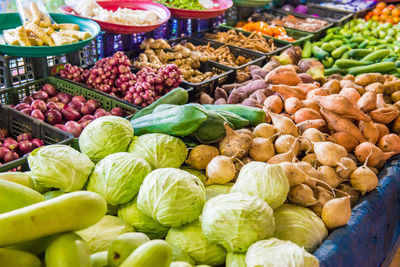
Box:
21, 108, 33, 116
64, 121, 83, 137
0, 147, 10, 160
61, 107, 81, 121
47, 96, 60, 103
30, 110, 45, 121
56, 92, 72, 104
42, 84, 57, 97
47, 102, 59, 111
31, 100, 47, 113
81, 103, 96, 115
79, 115, 95, 122
15, 103, 31, 111
18, 140, 34, 154
31, 138, 44, 148
294, 5, 309, 14
4, 151, 19, 163
80, 120, 93, 128
68, 100, 85, 112
32, 90, 49, 100
54, 124, 66, 131
87, 99, 100, 108
45, 109, 63, 125
110, 107, 124, 117
94, 109, 110, 119
3, 138, 18, 150
72, 95, 86, 103
17, 133, 33, 142
21, 96, 34, 104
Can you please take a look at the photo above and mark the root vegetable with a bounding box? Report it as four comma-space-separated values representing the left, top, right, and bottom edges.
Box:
219, 123, 252, 159
64, 121, 83, 137
320, 109, 365, 143
355, 142, 388, 167
375, 123, 390, 141
300, 99, 320, 111
322, 79, 341, 94
292, 108, 322, 124
252, 123, 277, 139
370, 107, 400, 124
279, 162, 314, 186
339, 87, 360, 106
302, 128, 326, 143
236, 129, 253, 138
312, 95, 370, 122
337, 183, 360, 207
317, 166, 342, 188
357, 91, 376, 112
376, 93, 390, 109
263, 95, 283, 113
328, 132, 359, 153
249, 137, 275, 162
335, 157, 357, 179
313, 141, 347, 167
321, 197, 351, 229
284, 97, 302, 114
270, 84, 306, 100
288, 184, 318, 206
298, 73, 314, 83
358, 121, 379, 144
275, 135, 299, 155
378, 134, 400, 153
268, 111, 299, 137
355, 73, 385, 86
214, 87, 228, 100
306, 88, 329, 99
265, 65, 301, 86
297, 83, 319, 94
296, 119, 326, 133
205, 156, 236, 185
302, 153, 321, 168
267, 147, 296, 164
200, 93, 214, 104
351, 150, 378, 195
294, 161, 319, 180
186, 145, 220, 170
365, 82, 384, 94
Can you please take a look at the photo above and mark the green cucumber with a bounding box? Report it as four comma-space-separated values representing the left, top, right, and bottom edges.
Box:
349, 49, 373, 59
153, 104, 178, 113
329, 40, 343, 47
324, 67, 344, 76
322, 57, 334, 68
348, 62, 396, 75
120, 240, 172, 267
358, 40, 369, 48
130, 104, 209, 136
192, 111, 233, 143
0, 172, 34, 189
361, 49, 391, 62
132, 88, 189, 119
108, 233, 150, 267
212, 110, 249, 129
332, 46, 350, 59
202, 104, 266, 126
341, 50, 350, 59
335, 59, 372, 68
302, 40, 312, 58
0, 248, 41, 267
312, 46, 329, 60
91, 251, 108, 267
321, 43, 336, 52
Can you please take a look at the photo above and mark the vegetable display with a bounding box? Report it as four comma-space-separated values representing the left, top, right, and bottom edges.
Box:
365, 2, 400, 25
235, 21, 296, 42
0, 130, 44, 163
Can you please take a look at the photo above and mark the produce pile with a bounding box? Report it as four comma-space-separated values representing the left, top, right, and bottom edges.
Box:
156, 0, 218, 10
365, 2, 400, 25
235, 21, 296, 42
303, 19, 400, 76
0, 130, 43, 164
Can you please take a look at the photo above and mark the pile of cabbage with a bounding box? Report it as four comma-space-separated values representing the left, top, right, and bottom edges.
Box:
27, 116, 327, 267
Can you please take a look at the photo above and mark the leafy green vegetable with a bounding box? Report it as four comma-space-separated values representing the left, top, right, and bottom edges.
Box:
157, 0, 205, 10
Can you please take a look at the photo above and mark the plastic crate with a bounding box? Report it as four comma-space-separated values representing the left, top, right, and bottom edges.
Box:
218, 24, 313, 46
0, 104, 73, 172
168, 36, 267, 73
0, 55, 36, 89
196, 27, 291, 59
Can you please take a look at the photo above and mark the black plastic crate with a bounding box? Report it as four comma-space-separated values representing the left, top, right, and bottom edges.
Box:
167, 36, 267, 73
0, 56, 36, 89
0, 104, 73, 172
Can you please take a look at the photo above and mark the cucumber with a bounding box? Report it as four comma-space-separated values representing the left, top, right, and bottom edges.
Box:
0, 179, 45, 213
43, 190, 64, 200
0, 172, 34, 189
302, 40, 312, 58
329, 40, 343, 48
212, 110, 249, 129
108, 233, 150, 267
120, 240, 172, 267
335, 59, 372, 68
348, 62, 396, 75
361, 49, 391, 62
324, 67, 344, 76
153, 104, 178, 113
202, 104, 266, 126
341, 51, 350, 59
192, 111, 233, 143
130, 104, 209, 136
45, 233, 91, 267
322, 57, 334, 68
132, 88, 189, 119
321, 43, 336, 52
349, 49, 373, 59
0, 191, 107, 246
91, 251, 108, 267
6, 235, 57, 255
358, 40, 369, 48
331, 46, 350, 59
0, 248, 41, 267
312, 46, 329, 60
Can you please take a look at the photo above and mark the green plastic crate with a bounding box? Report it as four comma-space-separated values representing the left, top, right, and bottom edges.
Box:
0, 104, 73, 172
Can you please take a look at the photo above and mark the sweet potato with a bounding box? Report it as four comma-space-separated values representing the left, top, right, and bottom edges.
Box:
358, 120, 380, 144
301, 99, 320, 111
322, 79, 341, 94
376, 93, 390, 109
392, 116, 400, 134
222, 80, 252, 91
227, 89, 240, 104
296, 119, 326, 133
265, 65, 301, 86
370, 107, 400, 124
264, 95, 283, 113
320, 108, 366, 143
355, 73, 385, 86
298, 73, 314, 83
339, 87, 360, 106
343, 74, 355, 81
284, 97, 302, 114
384, 80, 400, 95
215, 98, 227, 105
292, 108, 323, 124
200, 93, 214, 104
236, 72, 251, 83
378, 134, 400, 153
215, 87, 228, 100
313, 94, 370, 122
357, 91, 376, 112
250, 67, 268, 80
355, 142, 392, 167
270, 84, 306, 100
374, 123, 390, 141
340, 80, 364, 94
306, 88, 329, 99
391, 91, 400, 103
237, 79, 268, 96
297, 83, 319, 94
242, 98, 262, 108
328, 132, 359, 153
365, 82, 384, 94
250, 90, 267, 105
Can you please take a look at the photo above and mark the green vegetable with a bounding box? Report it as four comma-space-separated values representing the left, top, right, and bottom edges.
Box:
311, 46, 329, 60
335, 59, 372, 68
157, 0, 205, 10
231, 163, 289, 209
329, 40, 343, 48
211, 110, 249, 129
133, 88, 188, 119
108, 232, 150, 267
165, 221, 227, 266
321, 43, 335, 52
361, 49, 391, 62
358, 40, 369, 48
128, 133, 187, 169
205, 183, 234, 201
322, 57, 334, 68
91, 251, 108, 267
180, 166, 206, 184
324, 67, 344, 76
171, 245, 196, 265
348, 62, 396, 75
0, 248, 41, 267
201, 192, 275, 253
87, 152, 152, 206
79, 116, 133, 163
192, 111, 233, 143
302, 40, 312, 58
28, 145, 94, 192
119, 240, 172, 267
331, 46, 349, 59
341, 50, 350, 59
349, 49, 373, 59
42, 190, 64, 200
226, 252, 246, 267
202, 104, 265, 126
137, 168, 205, 227
130, 104, 209, 136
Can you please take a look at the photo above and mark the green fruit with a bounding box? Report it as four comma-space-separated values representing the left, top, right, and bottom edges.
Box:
0, 172, 34, 189
0, 248, 41, 267
91, 251, 108, 267
45, 233, 91, 267
108, 232, 150, 267
120, 240, 172, 267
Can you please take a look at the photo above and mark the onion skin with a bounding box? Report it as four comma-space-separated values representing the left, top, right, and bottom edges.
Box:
64, 121, 83, 137
30, 110, 45, 121
31, 100, 47, 113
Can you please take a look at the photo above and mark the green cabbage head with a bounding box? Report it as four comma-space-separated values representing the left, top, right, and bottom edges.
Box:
128, 133, 187, 169
166, 221, 227, 266
171, 245, 196, 266
180, 166, 206, 184
226, 252, 246, 267
245, 238, 319, 267
79, 116, 133, 162
231, 162, 289, 209
76, 215, 133, 253
205, 183, 234, 201
273, 204, 328, 252
28, 145, 94, 192
137, 168, 206, 227
201, 193, 275, 253
87, 152, 151, 205
118, 197, 169, 239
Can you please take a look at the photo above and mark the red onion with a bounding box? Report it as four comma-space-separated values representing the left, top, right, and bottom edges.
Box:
21, 108, 33, 116
31, 100, 47, 113
4, 151, 19, 163
31, 138, 44, 148
68, 100, 84, 112
54, 102, 65, 111
79, 114, 95, 122
47, 96, 60, 103
72, 95, 86, 103
42, 84, 57, 97
18, 140, 34, 154
81, 103, 96, 115
32, 90, 49, 100
0, 147, 10, 160
62, 106, 81, 121
111, 107, 124, 117
45, 109, 63, 125
21, 96, 34, 104
31, 110, 45, 121
56, 92, 72, 104
54, 124, 66, 131
94, 109, 110, 119
15, 103, 31, 111
3, 138, 18, 150
17, 133, 33, 142
47, 102, 59, 111
80, 120, 93, 129
87, 99, 100, 108
64, 121, 83, 137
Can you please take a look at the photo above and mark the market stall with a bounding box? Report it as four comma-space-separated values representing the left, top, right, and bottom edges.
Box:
0, 0, 399, 266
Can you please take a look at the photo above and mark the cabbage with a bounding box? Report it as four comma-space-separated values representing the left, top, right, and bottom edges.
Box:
226, 252, 246, 267
245, 238, 319, 267
118, 197, 169, 239
128, 133, 187, 169
76, 215, 133, 253
180, 166, 206, 184
79, 116, 133, 162
42, 190, 64, 200
201, 193, 275, 252
137, 168, 205, 227
170, 262, 193, 267
273, 204, 328, 252
166, 221, 227, 266
205, 183, 233, 200
231, 163, 289, 209
171, 245, 196, 266
87, 152, 151, 205
28, 145, 94, 192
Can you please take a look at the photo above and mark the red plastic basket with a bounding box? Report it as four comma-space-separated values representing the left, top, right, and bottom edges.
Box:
167, 0, 233, 19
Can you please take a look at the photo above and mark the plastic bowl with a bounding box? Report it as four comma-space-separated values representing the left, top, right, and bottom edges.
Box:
167, 0, 233, 19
